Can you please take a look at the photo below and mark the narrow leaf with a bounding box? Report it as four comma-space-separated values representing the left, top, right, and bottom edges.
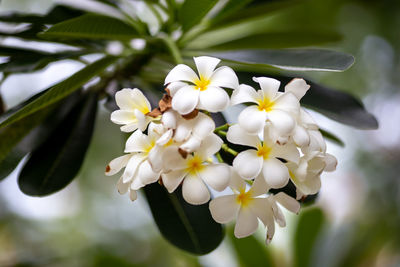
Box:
319, 128, 344, 147
294, 208, 326, 267
210, 49, 355, 72
144, 182, 224, 255
0, 56, 117, 129
18, 92, 98, 196
39, 14, 139, 40
178, 0, 218, 32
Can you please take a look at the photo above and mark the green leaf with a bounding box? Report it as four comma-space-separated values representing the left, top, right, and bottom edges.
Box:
39, 14, 139, 40
228, 227, 274, 267
190, 31, 341, 50
294, 207, 326, 267
0, 91, 82, 181
144, 182, 224, 255
18, 92, 98, 196
319, 128, 344, 147
178, 0, 218, 32
0, 56, 117, 130
236, 72, 378, 129
210, 49, 355, 72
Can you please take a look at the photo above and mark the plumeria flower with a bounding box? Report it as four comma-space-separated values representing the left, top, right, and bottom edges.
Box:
105, 123, 166, 201
161, 134, 230, 205
209, 171, 300, 242
287, 151, 337, 199
164, 56, 239, 115
111, 88, 156, 132
227, 124, 299, 188
231, 77, 300, 136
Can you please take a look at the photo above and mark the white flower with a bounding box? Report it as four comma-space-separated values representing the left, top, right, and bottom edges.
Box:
287, 151, 337, 199
164, 56, 239, 115
110, 88, 155, 132
231, 77, 300, 136
209, 171, 300, 242
161, 134, 230, 205
227, 124, 299, 188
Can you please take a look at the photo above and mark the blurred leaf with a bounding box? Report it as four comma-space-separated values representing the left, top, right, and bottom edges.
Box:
178, 0, 218, 32
294, 207, 326, 267
39, 14, 139, 40
0, 56, 117, 129
236, 73, 378, 129
319, 128, 344, 147
0, 45, 87, 73
228, 227, 274, 267
210, 49, 355, 72
0, 91, 82, 181
191, 31, 341, 50
144, 182, 224, 255
0, 5, 83, 24
18, 92, 98, 196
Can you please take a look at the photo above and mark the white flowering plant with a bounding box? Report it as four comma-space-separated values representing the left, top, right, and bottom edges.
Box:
0, 0, 377, 256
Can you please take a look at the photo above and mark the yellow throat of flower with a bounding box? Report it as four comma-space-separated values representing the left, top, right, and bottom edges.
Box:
257, 97, 275, 112
257, 144, 272, 159
236, 189, 253, 207
194, 76, 210, 91
144, 140, 156, 154
186, 155, 205, 174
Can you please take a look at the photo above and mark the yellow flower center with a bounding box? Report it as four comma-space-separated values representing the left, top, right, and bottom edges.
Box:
257, 97, 275, 112
163, 138, 174, 147
257, 144, 272, 159
144, 140, 156, 154
194, 75, 210, 91
236, 189, 253, 207
186, 155, 205, 174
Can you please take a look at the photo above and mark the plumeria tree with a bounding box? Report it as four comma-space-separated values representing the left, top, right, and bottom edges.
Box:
0, 0, 377, 256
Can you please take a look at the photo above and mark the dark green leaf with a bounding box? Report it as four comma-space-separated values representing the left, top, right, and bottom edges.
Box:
191, 31, 341, 50
236, 72, 378, 129
228, 227, 274, 267
294, 207, 326, 267
0, 91, 82, 181
39, 14, 139, 40
18, 92, 98, 196
210, 49, 355, 72
178, 0, 218, 32
144, 182, 224, 255
319, 128, 344, 147
0, 56, 117, 129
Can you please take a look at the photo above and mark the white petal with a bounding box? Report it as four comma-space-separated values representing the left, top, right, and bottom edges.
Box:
274, 192, 300, 214
110, 110, 136, 125
229, 168, 247, 192
267, 109, 296, 137
162, 110, 177, 129
253, 77, 280, 100
125, 130, 149, 153
194, 56, 220, 79
148, 122, 164, 139
105, 154, 132, 176
209, 66, 239, 89
233, 149, 263, 179
156, 129, 173, 146
161, 170, 187, 193
197, 134, 223, 159
293, 174, 321, 196
116, 176, 129, 194
230, 84, 259, 106
180, 135, 201, 153
137, 160, 160, 186
122, 154, 145, 183
284, 78, 310, 100
171, 85, 199, 115
293, 125, 310, 147
129, 189, 138, 201
300, 108, 318, 129
148, 145, 164, 172
209, 195, 240, 224
135, 109, 150, 132
130, 176, 145, 190
249, 198, 273, 226
199, 163, 230, 191
262, 158, 289, 188
272, 142, 300, 164
192, 112, 215, 139
273, 92, 300, 114
238, 105, 267, 135
120, 122, 139, 133
115, 88, 136, 110
234, 207, 259, 238
304, 130, 326, 153
165, 64, 198, 84
162, 146, 187, 171
167, 81, 188, 97
198, 86, 230, 112
249, 175, 269, 197
182, 174, 210, 205
227, 124, 259, 148
269, 197, 286, 227
129, 88, 151, 113
323, 153, 337, 172
174, 118, 193, 142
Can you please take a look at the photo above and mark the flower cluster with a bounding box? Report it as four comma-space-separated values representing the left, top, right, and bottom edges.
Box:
105, 56, 337, 243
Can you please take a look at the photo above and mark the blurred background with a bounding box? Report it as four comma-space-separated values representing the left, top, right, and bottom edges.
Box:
0, 0, 399, 266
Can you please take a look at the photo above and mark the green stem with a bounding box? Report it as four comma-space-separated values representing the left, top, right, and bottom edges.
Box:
161, 34, 183, 64
221, 143, 238, 156
216, 130, 227, 137
215, 152, 224, 163
214, 123, 230, 132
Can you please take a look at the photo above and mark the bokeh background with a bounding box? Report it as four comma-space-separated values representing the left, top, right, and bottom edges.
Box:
0, 0, 399, 266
